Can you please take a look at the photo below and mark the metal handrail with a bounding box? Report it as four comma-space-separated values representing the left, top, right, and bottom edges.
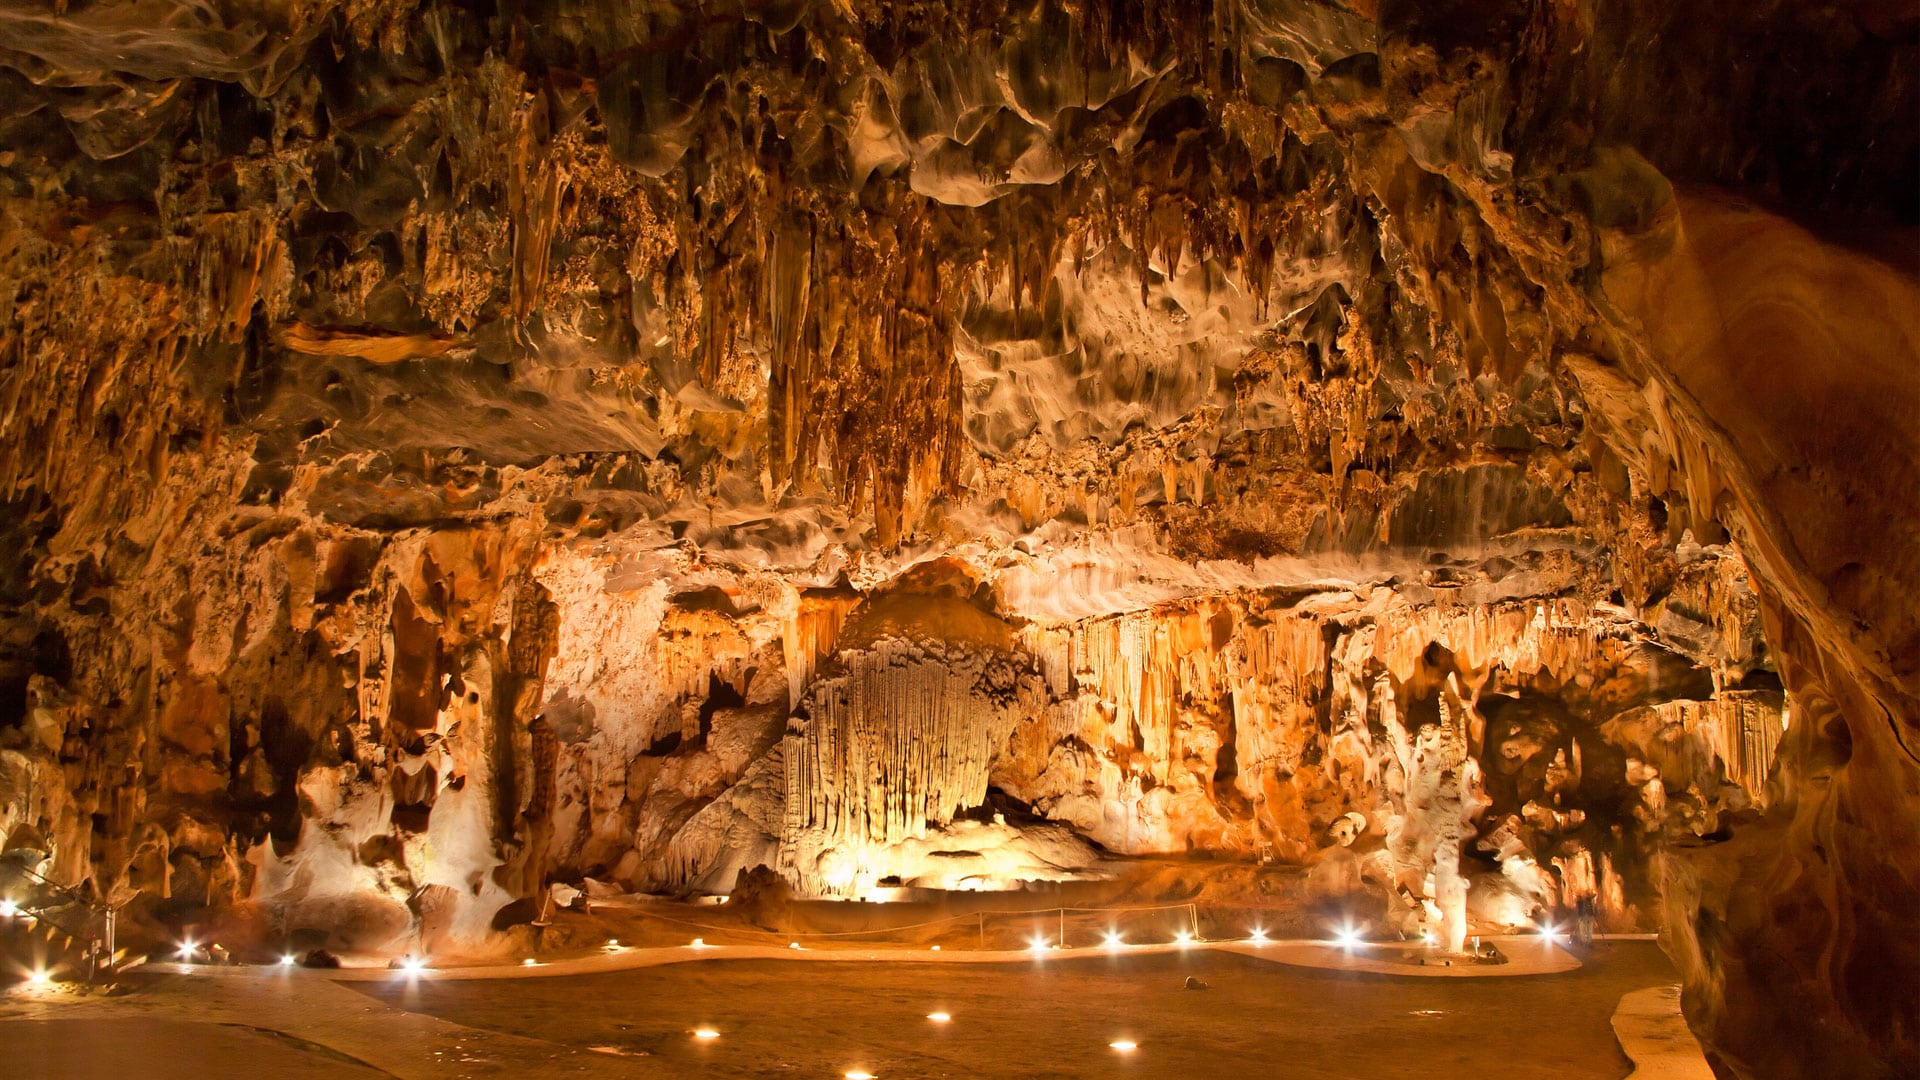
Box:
6, 865, 117, 979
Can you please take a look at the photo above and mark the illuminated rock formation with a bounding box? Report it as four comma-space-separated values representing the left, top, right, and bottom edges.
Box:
0, 2, 1911, 1076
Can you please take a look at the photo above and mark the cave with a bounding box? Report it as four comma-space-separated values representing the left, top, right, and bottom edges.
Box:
0, 2, 1913, 1078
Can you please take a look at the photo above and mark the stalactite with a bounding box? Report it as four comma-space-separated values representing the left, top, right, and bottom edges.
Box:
780, 638, 1026, 894
782, 591, 861, 710
1602, 692, 1788, 820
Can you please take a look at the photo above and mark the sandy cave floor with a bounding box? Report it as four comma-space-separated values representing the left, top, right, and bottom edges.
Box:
0, 939, 1691, 1079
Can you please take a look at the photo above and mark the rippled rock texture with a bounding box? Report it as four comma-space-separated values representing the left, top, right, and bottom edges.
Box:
0, 2, 1913, 1076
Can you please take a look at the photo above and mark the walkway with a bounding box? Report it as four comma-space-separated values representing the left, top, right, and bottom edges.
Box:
317, 932, 1582, 982
0, 934, 1709, 1079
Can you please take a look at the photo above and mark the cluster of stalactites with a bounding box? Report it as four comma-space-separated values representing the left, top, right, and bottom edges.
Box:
545, 0, 1364, 541
779, 638, 1037, 891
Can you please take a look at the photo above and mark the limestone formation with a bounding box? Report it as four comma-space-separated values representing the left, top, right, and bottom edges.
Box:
0, 2, 1912, 1077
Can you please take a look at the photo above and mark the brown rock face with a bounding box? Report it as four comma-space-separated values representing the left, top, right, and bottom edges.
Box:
0, 2, 1913, 1075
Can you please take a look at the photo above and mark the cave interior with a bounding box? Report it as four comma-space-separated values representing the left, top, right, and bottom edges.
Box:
0, 1, 1915, 1078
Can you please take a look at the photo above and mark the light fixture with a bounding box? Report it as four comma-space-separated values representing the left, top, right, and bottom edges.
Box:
1540, 922, 1562, 942
926, 1012, 951, 1023
279, 954, 296, 967
845, 1071, 877, 1080
1332, 925, 1364, 949
176, 940, 196, 961
689, 938, 707, 949
1029, 935, 1050, 955
693, 1027, 720, 1040
929, 944, 940, 951
1109, 1040, 1138, 1052
0, 898, 16, 917
27, 968, 49, 986
1174, 930, 1193, 946
789, 941, 802, 950
1104, 931, 1124, 949
400, 955, 426, 974
1249, 927, 1268, 943
606, 939, 619, 947
522, 958, 539, 967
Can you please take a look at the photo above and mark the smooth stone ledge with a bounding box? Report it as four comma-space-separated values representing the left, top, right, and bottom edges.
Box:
1612, 984, 1716, 1079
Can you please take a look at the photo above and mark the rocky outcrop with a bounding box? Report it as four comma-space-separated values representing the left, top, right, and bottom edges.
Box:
0, 2, 1912, 1075
1587, 192, 1920, 1080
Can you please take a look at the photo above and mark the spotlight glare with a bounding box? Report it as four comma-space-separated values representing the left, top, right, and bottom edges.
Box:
1249, 927, 1268, 943
0, 898, 16, 917
1332, 925, 1364, 949
523, 958, 539, 967
689, 937, 706, 949
400, 955, 427, 974
279, 954, 296, 967
845, 1071, 877, 1080
1174, 930, 1193, 946
176, 941, 196, 961
1109, 1040, 1138, 1052
1104, 931, 1124, 948
1029, 936, 1050, 955
27, 968, 50, 986
693, 1027, 720, 1040
789, 941, 802, 950
926, 1012, 951, 1023
930, 945, 941, 951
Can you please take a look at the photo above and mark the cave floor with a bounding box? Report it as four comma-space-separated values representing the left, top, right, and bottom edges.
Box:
0, 940, 1694, 1078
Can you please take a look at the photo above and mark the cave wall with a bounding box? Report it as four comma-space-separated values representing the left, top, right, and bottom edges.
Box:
0, 1, 1913, 1075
